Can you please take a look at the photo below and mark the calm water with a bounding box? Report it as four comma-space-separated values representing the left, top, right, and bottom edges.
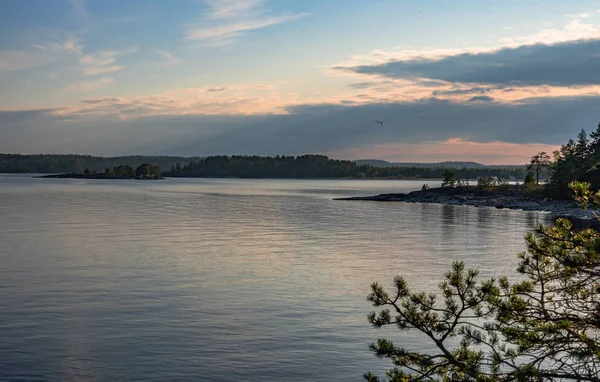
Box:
0, 175, 551, 381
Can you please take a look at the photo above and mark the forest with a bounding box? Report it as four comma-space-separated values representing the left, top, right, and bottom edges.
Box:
0, 154, 200, 174
163, 154, 527, 179
1, 153, 528, 179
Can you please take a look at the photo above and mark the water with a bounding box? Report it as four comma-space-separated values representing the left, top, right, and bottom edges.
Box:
0, 175, 551, 381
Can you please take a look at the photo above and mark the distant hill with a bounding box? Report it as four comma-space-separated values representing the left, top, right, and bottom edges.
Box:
355, 160, 486, 168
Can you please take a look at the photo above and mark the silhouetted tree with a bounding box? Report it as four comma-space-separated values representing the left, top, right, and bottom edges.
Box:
441, 169, 457, 187
527, 151, 551, 185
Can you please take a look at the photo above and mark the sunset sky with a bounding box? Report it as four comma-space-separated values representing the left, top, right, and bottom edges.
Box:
2, 0, 600, 164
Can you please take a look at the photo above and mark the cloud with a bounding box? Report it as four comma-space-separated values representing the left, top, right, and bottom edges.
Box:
79, 97, 123, 104
65, 77, 114, 92
156, 50, 182, 67
499, 19, 600, 46
33, 36, 83, 56
207, 86, 227, 92
82, 65, 123, 76
186, 14, 306, 46
334, 75, 600, 106
0, 36, 86, 74
6, 94, 590, 162
338, 39, 600, 87
186, 0, 306, 46
8, 36, 134, 80
333, 17, 600, 72
52, 83, 289, 115
349, 80, 395, 89
568, 12, 591, 19
79, 47, 136, 76
468, 96, 494, 102
432, 87, 493, 96
205, 0, 266, 19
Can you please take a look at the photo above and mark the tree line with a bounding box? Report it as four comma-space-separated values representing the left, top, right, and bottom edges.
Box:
1, 153, 527, 179
0, 154, 200, 174
164, 155, 527, 179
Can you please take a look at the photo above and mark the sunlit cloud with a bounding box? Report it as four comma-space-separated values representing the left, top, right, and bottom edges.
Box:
499, 19, 600, 46
333, 17, 600, 70
325, 15, 600, 107
52, 83, 294, 116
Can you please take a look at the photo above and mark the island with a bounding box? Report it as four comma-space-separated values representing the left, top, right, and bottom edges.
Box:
334, 184, 599, 222
41, 163, 163, 180
336, 124, 600, 226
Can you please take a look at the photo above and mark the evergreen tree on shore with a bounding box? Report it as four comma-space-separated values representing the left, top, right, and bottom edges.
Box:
364, 181, 600, 381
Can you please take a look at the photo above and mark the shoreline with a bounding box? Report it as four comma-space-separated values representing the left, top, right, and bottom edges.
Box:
334, 185, 600, 222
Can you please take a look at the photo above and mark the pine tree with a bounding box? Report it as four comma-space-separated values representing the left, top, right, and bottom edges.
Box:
364, 181, 600, 381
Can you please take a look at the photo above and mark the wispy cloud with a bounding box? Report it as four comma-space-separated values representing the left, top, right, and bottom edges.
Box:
205, 0, 265, 19
157, 50, 182, 67
80, 47, 136, 76
33, 36, 83, 56
0, 36, 83, 73
565, 10, 600, 19
32, 36, 135, 77
69, 0, 88, 17
186, 0, 306, 46
65, 77, 114, 92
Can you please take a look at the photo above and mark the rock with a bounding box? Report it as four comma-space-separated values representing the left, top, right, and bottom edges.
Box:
335, 186, 600, 226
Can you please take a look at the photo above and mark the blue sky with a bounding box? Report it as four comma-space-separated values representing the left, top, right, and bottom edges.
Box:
1, 0, 600, 163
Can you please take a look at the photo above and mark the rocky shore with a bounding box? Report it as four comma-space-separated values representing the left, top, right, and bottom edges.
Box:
335, 186, 600, 222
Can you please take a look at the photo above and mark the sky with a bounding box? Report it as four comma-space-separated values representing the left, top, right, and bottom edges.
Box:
1, 0, 600, 164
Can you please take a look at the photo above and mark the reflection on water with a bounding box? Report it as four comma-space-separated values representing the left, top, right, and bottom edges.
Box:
0, 176, 551, 381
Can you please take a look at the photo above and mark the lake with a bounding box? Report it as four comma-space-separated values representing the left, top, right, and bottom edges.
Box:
0, 175, 551, 381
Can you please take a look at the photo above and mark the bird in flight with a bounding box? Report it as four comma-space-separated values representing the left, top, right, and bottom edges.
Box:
375, 120, 383, 125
